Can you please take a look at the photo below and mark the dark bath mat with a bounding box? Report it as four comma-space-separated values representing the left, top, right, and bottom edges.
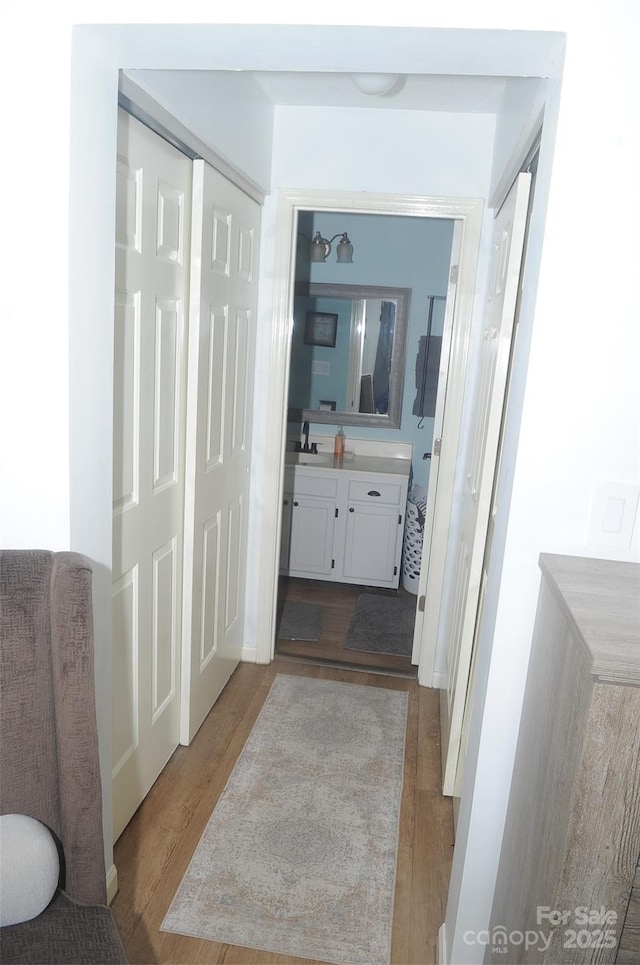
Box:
343, 593, 416, 656
276, 601, 323, 641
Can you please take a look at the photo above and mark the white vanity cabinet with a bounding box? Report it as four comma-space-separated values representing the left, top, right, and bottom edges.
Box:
280, 458, 409, 589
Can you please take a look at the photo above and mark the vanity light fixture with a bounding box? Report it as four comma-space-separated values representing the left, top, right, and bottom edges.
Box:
309, 231, 354, 264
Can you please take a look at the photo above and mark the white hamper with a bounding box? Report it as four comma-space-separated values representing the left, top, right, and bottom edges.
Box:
402, 486, 427, 594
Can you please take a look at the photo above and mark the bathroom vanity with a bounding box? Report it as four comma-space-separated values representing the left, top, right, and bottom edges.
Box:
280, 451, 410, 589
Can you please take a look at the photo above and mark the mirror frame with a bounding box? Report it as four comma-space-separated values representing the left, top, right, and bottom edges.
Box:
289, 282, 411, 429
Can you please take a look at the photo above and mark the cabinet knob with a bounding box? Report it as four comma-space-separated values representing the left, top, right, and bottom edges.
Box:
349, 507, 355, 513
368, 490, 381, 497
293, 501, 299, 507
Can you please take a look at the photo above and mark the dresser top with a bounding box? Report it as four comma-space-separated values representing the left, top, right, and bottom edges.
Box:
539, 554, 640, 686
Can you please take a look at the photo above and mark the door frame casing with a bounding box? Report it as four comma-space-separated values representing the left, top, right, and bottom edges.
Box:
254, 189, 483, 681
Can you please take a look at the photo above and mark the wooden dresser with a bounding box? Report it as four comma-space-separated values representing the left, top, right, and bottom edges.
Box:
487, 554, 640, 964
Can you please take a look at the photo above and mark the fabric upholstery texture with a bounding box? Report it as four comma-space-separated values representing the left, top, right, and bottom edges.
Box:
0, 550, 127, 963
0, 892, 127, 964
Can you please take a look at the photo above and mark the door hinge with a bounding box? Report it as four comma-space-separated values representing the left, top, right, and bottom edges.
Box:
394, 565, 398, 576
418, 595, 426, 612
331, 559, 335, 569
449, 264, 459, 284
398, 514, 402, 525
433, 437, 442, 457
335, 507, 338, 518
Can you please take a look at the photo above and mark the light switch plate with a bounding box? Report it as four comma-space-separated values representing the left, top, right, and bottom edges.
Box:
587, 480, 640, 548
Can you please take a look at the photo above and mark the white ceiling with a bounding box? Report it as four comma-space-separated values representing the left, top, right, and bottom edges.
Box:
251, 71, 537, 113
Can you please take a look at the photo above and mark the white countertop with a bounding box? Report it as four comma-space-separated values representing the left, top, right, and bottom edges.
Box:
285, 450, 411, 477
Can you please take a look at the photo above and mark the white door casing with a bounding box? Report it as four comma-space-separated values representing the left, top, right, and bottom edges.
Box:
440, 172, 532, 796
255, 189, 483, 668
112, 110, 192, 841
180, 160, 261, 744
411, 221, 463, 670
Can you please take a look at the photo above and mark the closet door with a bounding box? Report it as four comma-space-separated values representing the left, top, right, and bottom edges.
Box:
440, 172, 531, 796
112, 110, 191, 840
180, 160, 261, 743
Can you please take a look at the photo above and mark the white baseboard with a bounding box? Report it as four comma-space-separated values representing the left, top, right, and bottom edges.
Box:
438, 922, 448, 965
432, 670, 447, 689
242, 644, 274, 664
106, 863, 118, 905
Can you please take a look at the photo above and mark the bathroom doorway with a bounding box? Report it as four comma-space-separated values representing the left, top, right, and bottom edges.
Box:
271, 202, 464, 677
255, 189, 483, 680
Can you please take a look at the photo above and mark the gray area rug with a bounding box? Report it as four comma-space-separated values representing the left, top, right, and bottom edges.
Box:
344, 593, 417, 656
161, 674, 408, 965
275, 600, 323, 640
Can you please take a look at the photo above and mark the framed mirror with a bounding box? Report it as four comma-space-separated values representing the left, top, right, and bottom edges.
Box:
288, 282, 411, 429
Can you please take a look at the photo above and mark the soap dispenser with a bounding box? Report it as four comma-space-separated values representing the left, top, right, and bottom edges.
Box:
334, 426, 345, 459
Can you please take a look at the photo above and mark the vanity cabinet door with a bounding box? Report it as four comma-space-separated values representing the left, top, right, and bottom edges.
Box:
342, 501, 403, 587
288, 494, 336, 577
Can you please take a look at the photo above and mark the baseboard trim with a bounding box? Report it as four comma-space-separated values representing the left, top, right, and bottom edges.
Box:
106, 863, 118, 905
432, 670, 447, 689
438, 922, 448, 965
241, 645, 257, 663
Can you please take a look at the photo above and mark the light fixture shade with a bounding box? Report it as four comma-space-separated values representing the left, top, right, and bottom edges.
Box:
336, 233, 353, 264
309, 231, 330, 262
308, 230, 354, 263
351, 73, 398, 96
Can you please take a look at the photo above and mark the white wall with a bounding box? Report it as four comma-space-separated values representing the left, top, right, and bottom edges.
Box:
2, 7, 638, 960
125, 69, 274, 190
444, 6, 640, 963
0, 17, 72, 550
271, 106, 495, 198
489, 77, 547, 201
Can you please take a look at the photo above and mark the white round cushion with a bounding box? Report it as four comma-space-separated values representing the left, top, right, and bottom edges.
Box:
0, 814, 60, 926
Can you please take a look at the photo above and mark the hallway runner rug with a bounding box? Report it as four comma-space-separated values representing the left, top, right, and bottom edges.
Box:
161, 673, 408, 965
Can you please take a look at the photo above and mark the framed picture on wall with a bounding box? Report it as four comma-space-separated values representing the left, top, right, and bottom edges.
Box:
304, 311, 338, 347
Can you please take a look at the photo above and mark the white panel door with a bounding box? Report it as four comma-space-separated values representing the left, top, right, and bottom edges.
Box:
181, 160, 261, 743
440, 173, 531, 796
112, 111, 192, 840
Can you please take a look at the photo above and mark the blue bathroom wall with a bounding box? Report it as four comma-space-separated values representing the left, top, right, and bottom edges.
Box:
289, 210, 455, 490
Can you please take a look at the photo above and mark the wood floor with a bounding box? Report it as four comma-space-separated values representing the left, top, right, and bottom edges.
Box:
275, 576, 418, 676
111, 661, 454, 965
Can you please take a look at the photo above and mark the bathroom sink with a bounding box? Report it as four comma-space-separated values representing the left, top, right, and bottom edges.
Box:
286, 450, 336, 467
